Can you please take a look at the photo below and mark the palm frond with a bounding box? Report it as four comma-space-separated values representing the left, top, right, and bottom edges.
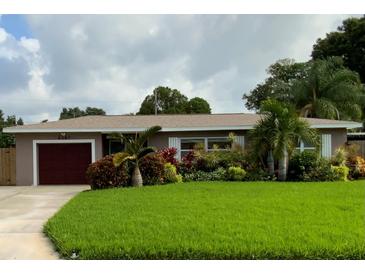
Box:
137, 125, 162, 147
313, 98, 339, 119
137, 146, 156, 160
113, 152, 135, 167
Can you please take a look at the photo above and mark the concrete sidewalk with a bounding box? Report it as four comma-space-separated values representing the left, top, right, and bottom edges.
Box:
0, 185, 89, 259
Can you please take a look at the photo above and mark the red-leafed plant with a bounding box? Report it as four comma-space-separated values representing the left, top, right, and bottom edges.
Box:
158, 147, 178, 166
86, 155, 130, 189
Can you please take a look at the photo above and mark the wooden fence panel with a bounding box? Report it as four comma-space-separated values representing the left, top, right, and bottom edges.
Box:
0, 148, 16, 186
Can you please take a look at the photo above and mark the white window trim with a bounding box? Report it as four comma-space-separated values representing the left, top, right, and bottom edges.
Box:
178, 136, 232, 160
32, 139, 96, 186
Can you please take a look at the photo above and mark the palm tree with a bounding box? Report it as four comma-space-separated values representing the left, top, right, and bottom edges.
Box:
113, 125, 162, 187
292, 57, 364, 121
250, 99, 319, 181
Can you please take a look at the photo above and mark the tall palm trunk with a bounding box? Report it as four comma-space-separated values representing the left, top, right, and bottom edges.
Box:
267, 150, 275, 176
131, 165, 143, 187
278, 146, 288, 181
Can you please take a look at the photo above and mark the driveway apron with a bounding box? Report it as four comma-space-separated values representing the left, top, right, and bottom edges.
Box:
0, 185, 89, 259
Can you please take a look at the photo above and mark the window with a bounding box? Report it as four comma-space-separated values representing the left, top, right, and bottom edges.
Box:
109, 140, 124, 155
207, 138, 232, 151
179, 137, 232, 158
180, 138, 205, 158
296, 140, 315, 153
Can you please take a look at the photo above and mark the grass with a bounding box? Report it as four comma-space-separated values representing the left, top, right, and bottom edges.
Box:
44, 181, 365, 259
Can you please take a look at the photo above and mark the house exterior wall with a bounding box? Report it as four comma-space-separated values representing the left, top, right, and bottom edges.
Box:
318, 128, 347, 153
13, 127, 347, 186
14, 132, 102, 186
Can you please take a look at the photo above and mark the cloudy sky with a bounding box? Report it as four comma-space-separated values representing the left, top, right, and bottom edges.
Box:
0, 15, 359, 123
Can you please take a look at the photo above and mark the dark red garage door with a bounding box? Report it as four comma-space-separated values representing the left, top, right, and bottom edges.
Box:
38, 143, 91, 185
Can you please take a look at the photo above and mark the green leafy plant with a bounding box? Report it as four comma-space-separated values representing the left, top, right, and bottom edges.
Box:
288, 151, 319, 181
331, 147, 348, 166
302, 158, 337, 182
113, 125, 161, 187
164, 163, 183, 184
331, 165, 349, 181
184, 167, 226, 182
227, 166, 246, 181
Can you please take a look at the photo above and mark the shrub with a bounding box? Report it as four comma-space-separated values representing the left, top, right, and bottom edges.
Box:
245, 167, 276, 181
158, 147, 178, 166
214, 150, 247, 168
139, 154, 165, 185
194, 152, 220, 172
86, 155, 130, 189
302, 158, 337, 182
288, 151, 319, 181
184, 167, 227, 182
347, 156, 365, 179
331, 147, 348, 166
227, 166, 246, 181
164, 163, 183, 184
331, 165, 349, 181
178, 151, 196, 175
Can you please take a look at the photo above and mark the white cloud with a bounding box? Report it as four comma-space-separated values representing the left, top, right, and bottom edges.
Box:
0, 27, 7, 43
19, 37, 40, 53
0, 15, 360, 123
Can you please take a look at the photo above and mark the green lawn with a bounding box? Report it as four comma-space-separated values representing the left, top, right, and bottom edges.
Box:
44, 181, 365, 259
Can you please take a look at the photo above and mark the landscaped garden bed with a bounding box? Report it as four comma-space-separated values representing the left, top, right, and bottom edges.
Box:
44, 181, 365, 259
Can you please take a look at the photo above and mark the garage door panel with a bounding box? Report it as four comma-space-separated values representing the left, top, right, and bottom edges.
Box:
38, 143, 91, 185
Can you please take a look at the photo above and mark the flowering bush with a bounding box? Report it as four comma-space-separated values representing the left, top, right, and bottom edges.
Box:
86, 155, 130, 189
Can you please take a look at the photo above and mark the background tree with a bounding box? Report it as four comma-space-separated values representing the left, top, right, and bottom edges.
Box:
249, 100, 319, 181
312, 16, 365, 82
291, 57, 365, 121
187, 97, 211, 114
243, 59, 309, 111
243, 57, 365, 121
137, 86, 211, 115
0, 110, 24, 148
59, 107, 106, 120
113, 126, 162, 187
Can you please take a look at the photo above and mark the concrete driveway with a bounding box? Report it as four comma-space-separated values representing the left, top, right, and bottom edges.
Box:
0, 185, 89, 259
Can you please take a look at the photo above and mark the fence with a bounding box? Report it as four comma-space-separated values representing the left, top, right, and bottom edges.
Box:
0, 148, 16, 186
347, 140, 365, 158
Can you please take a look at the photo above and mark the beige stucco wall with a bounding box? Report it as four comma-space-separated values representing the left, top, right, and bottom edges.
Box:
318, 128, 347, 154
15, 132, 102, 186
13, 128, 347, 186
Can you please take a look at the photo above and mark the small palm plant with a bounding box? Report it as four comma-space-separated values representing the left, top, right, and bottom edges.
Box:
113, 125, 162, 187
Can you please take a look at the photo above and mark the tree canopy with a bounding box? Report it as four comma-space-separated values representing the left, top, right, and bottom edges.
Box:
243, 57, 365, 121
312, 16, 365, 82
0, 110, 24, 148
137, 86, 211, 115
243, 59, 309, 110
59, 107, 106, 120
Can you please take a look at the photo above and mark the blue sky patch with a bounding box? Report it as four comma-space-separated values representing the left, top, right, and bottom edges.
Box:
0, 15, 32, 39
